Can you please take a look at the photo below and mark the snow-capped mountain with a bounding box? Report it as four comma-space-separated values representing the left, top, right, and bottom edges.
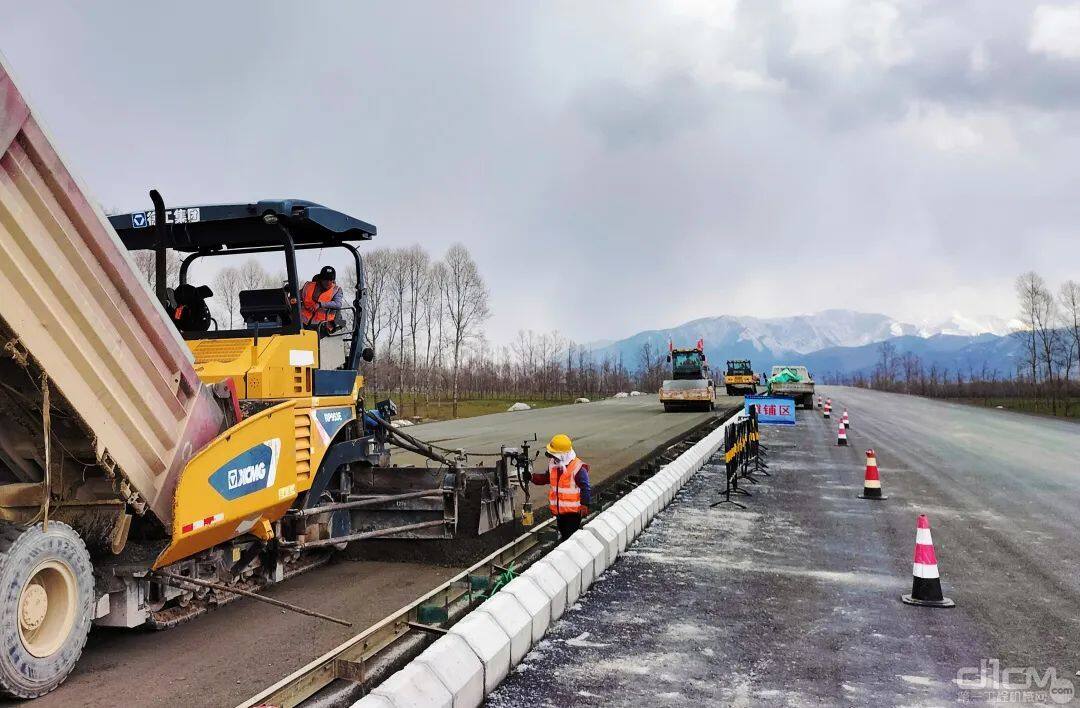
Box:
587, 309, 1018, 374
915, 314, 1020, 338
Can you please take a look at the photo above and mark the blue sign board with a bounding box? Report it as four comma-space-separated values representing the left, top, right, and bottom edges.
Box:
744, 396, 796, 425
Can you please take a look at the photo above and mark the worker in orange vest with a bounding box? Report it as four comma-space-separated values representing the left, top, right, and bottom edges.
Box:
531, 434, 592, 541
300, 265, 343, 331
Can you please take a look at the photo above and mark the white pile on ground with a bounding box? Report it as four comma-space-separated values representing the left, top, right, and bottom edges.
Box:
629, 391, 644, 396
351, 413, 741, 708
613, 392, 629, 398
575, 398, 590, 404
389, 419, 414, 428
507, 402, 531, 412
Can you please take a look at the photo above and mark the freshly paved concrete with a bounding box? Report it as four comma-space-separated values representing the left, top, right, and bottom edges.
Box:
489, 386, 1080, 706
399, 394, 738, 510
23, 394, 731, 708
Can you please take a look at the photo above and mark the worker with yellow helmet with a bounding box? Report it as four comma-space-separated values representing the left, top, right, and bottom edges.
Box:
530, 433, 592, 541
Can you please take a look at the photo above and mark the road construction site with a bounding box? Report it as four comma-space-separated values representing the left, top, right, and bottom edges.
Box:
4, 52, 1078, 708
15, 394, 736, 708
359, 385, 1079, 707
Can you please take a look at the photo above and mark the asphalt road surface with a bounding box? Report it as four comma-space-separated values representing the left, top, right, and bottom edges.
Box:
490, 386, 1080, 706
16, 394, 731, 708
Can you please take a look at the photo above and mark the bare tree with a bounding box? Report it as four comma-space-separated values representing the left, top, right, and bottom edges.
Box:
213, 266, 242, 329
423, 261, 447, 401
637, 340, 666, 392
237, 258, 275, 291
1058, 280, 1080, 415
1014, 271, 1045, 386
401, 246, 430, 414
441, 244, 490, 418
362, 249, 393, 390
131, 250, 181, 290
873, 340, 898, 388
1016, 272, 1063, 411
1062, 281, 1080, 351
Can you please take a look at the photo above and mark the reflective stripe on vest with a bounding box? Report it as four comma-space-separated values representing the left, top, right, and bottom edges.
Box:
301, 281, 338, 325
548, 458, 582, 515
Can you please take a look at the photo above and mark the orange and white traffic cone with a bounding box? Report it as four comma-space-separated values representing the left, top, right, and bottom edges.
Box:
858, 449, 886, 499
817, 395, 823, 409
836, 421, 848, 446
826, 398, 832, 408
901, 514, 955, 608
823, 402, 831, 419
842, 409, 850, 429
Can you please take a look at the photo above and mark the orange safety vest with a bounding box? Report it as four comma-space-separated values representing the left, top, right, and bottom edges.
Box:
301, 281, 339, 325
548, 458, 583, 515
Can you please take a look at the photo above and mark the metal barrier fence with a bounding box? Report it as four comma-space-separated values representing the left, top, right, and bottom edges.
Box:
712, 404, 769, 510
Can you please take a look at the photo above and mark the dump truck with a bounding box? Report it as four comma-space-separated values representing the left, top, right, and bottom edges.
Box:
767, 365, 815, 409
659, 342, 715, 412
723, 359, 757, 396
0, 59, 526, 698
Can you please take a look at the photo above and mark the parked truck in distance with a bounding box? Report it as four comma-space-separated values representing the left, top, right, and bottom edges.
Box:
659, 343, 715, 412
723, 359, 757, 396
768, 365, 815, 409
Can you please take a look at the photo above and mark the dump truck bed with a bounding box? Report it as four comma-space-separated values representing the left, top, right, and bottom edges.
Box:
0, 59, 223, 525
768, 365, 815, 408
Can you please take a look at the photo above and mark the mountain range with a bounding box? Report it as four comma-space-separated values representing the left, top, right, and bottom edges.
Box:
587, 310, 1022, 378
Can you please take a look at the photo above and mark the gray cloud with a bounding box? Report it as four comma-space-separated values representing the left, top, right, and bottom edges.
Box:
572, 72, 718, 149
2, 1, 1079, 343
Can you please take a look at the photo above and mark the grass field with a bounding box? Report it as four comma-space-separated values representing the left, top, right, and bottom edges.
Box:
956, 397, 1080, 420
364, 394, 579, 422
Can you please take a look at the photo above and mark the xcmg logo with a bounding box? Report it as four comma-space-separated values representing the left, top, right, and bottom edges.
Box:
228, 462, 267, 490
209, 439, 281, 501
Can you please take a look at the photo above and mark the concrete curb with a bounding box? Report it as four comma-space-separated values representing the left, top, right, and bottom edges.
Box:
351, 414, 737, 708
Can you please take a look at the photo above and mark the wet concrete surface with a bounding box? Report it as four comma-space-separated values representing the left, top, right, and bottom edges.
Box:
399, 393, 740, 512
489, 387, 1080, 706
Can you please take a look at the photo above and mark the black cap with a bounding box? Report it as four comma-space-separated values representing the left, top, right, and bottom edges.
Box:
318, 265, 336, 281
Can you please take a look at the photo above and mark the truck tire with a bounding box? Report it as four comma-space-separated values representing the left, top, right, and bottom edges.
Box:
662, 403, 673, 412
725, 386, 735, 396
0, 521, 93, 699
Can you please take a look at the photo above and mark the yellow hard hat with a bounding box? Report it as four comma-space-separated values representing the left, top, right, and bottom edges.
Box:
546, 434, 573, 455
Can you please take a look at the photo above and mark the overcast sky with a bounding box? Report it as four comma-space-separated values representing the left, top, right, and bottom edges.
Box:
3, 2, 1079, 344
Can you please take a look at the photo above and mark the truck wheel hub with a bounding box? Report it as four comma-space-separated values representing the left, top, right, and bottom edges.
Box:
18, 560, 77, 657
19, 584, 48, 631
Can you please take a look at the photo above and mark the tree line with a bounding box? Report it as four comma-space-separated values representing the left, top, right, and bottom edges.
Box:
832, 271, 1080, 416
133, 243, 645, 418
353, 245, 638, 417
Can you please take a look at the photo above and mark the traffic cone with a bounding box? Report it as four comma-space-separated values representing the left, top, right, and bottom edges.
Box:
817, 395, 823, 409
858, 449, 886, 499
823, 402, 831, 419
826, 398, 832, 408
842, 409, 850, 429
836, 421, 847, 446
901, 514, 955, 608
